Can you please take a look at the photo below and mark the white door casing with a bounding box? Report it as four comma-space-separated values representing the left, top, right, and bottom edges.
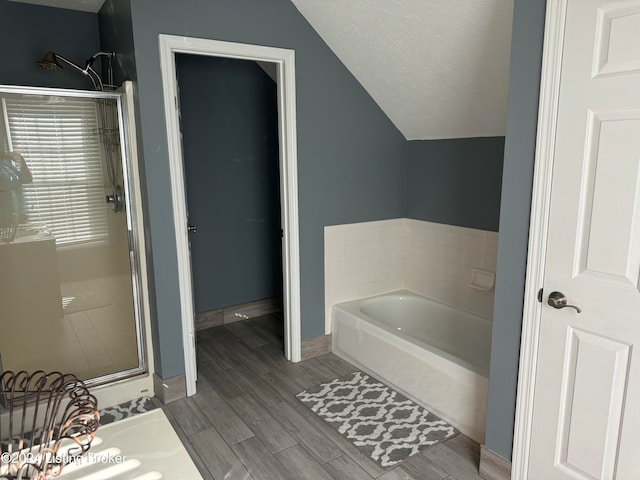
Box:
158, 35, 302, 397
513, 1, 640, 479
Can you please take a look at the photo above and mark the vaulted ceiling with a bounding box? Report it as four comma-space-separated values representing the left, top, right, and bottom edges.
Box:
9, 0, 514, 140
289, 0, 514, 140
8, 0, 102, 12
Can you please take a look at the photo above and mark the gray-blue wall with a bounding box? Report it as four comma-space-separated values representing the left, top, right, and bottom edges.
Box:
485, 0, 547, 460
176, 54, 282, 313
0, 0, 100, 89
98, 0, 137, 85
128, 0, 406, 379
406, 138, 504, 232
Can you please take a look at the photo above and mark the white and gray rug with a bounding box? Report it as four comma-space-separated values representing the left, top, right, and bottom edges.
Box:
297, 371, 456, 468
1, 397, 157, 453
99, 396, 157, 426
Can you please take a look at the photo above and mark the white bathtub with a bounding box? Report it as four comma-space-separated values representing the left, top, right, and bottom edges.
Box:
331, 289, 492, 442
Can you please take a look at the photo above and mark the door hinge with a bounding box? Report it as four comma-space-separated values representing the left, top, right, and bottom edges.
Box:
537, 288, 543, 303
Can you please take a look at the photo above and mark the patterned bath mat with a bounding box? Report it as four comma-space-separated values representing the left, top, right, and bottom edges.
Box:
99, 396, 157, 426
296, 371, 456, 468
1, 397, 157, 451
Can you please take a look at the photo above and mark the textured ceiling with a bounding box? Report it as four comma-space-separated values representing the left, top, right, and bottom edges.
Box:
7, 0, 104, 13
290, 0, 514, 140
10, 0, 514, 140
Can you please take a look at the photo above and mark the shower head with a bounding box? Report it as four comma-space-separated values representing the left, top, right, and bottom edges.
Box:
37, 51, 63, 71
37, 51, 86, 75
36, 50, 116, 91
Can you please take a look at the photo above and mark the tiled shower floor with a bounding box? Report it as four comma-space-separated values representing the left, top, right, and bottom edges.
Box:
0, 274, 138, 380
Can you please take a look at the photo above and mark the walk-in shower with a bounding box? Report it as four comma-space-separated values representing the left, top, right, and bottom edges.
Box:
0, 83, 147, 393
2, 43, 149, 404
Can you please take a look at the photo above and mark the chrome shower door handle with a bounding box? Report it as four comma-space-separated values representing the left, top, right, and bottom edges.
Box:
547, 291, 581, 313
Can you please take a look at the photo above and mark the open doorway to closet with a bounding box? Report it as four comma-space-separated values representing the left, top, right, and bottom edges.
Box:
159, 35, 301, 397
176, 53, 284, 347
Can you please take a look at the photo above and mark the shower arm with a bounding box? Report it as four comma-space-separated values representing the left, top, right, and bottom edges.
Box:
53, 54, 101, 91
85, 66, 103, 91
85, 52, 115, 91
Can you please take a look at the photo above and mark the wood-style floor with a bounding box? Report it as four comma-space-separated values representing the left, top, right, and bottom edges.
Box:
160, 313, 485, 480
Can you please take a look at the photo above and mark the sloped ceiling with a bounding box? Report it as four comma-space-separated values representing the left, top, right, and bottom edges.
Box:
290, 0, 514, 140
10, 0, 514, 140
7, 0, 103, 12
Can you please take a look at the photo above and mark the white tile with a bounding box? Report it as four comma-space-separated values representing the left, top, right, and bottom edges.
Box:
324, 230, 336, 249
461, 233, 482, 253
362, 282, 377, 297
486, 236, 499, 259
375, 279, 390, 294
324, 218, 499, 324
444, 245, 460, 263
344, 228, 358, 247
344, 251, 356, 274
389, 277, 404, 292
343, 280, 356, 299
445, 231, 461, 249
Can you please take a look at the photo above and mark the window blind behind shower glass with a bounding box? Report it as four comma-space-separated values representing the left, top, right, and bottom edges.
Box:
3, 96, 109, 246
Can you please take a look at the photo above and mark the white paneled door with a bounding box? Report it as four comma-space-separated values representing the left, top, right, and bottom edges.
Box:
527, 0, 640, 479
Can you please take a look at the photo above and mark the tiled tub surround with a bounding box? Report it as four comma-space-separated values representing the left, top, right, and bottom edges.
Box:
324, 219, 405, 334
324, 219, 498, 333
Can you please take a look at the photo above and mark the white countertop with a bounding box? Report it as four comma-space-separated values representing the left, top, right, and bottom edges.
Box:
58, 409, 203, 479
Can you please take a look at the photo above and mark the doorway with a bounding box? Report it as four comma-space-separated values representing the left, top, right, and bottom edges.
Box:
159, 35, 301, 396
513, 0, 640, 477
176, 53, 284, 339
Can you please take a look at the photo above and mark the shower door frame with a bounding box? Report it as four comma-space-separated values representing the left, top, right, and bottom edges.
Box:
159, 35, 301, 397
0, 82, 155, 407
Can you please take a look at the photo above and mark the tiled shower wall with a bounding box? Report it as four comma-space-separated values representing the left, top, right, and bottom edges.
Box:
324, 219, 498, 333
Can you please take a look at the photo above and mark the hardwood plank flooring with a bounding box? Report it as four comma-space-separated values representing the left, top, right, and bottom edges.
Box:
190, 427, 252, 480
231, 436, 294, 480
191, 389, 254, 445
323, 455, 376, 480
276, 445, 335, 480
269, 401, 343, 464
229, 394, 297, 454
160, 313, 484, 480
166, 397, 213, 437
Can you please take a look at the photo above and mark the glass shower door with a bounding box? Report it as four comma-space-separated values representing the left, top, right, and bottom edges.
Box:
0, 86, 144, 385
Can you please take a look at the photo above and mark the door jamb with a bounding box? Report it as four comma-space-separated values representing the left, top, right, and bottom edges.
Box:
511, 0, 568, 477
158, 34, 302, 397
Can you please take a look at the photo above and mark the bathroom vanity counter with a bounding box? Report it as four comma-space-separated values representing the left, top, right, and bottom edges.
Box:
58, 409, 203, 479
